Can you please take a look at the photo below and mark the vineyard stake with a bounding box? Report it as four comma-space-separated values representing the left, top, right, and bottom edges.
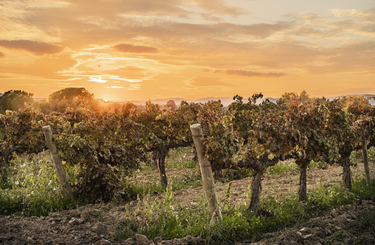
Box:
42, 125, 73, 198
190, 123, 222, 222
362, 137, 371, 185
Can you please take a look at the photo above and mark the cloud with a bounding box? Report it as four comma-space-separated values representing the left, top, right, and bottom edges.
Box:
113, 44, 158, 53
0, 51, 5, 58
204, 69, 287, 77
128, 83, 142, 90
0, 40, 64, 56
105, 86, 124, 88
200, 13, 222, 22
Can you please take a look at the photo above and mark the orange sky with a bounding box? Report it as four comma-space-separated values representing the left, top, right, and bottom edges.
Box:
0, 0, 374, 101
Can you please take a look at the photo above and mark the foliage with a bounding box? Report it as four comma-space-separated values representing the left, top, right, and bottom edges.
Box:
54, 108, 145, 201
197, 100, 237, 176
48, 87, 100, 113
0, 90, 34, 114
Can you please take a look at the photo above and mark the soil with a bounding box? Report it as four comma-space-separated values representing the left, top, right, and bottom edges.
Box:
0, 159, 374, 245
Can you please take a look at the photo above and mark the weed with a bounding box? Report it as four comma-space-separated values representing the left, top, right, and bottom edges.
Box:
0, 152, 80, 217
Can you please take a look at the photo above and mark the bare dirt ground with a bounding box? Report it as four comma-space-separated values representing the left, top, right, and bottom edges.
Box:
0, 160, 374, 245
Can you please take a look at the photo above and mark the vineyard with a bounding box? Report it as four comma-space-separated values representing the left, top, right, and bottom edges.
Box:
1, 93, 375, 244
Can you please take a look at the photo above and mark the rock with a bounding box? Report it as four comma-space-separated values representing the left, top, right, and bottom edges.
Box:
154, 237, 162, 245
26, 237, 36, 244
171, 238, 185, 245
135, 234, 155, 245
95, 239, 111, 245
122, 238, 135, 245
92, 222, 109, 236
68, 217, 83, 226
68, 209, 82, 218
81, 209, 101, 222
330, 209, 338, 217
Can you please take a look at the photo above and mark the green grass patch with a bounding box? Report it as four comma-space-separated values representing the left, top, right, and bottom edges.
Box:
165, 147, 198, 170
350, 146, 375, 165
0, 152, 81, 217
130, 169, 203, 199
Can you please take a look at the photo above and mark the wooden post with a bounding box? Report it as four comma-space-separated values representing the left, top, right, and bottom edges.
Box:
38, 152, 43, 162
190, 123, 222, 222
42, 125, 73, 198
363, 137, 371, 185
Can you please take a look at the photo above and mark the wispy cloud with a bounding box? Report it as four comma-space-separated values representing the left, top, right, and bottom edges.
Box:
89, 76, 107, 83
0, 51, 5, 58
105, 86, 124, 88
128, 84, 142, 90
204, 69, 287, 77
0, 40, 64, 55
113, 44, 158, 53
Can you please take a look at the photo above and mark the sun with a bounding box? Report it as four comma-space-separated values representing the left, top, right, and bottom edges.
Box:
103, 99, 108, 102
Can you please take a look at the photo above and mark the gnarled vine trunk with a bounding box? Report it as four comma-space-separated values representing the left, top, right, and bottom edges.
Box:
192, 147, 198, 162
342, 155, 352, 191
154, 147, 169, 190
1, 154, 8, 183
362, 138, 371, 185
1, 148, 17, 183
248, 169, 263, 213
297, 159, 309, 202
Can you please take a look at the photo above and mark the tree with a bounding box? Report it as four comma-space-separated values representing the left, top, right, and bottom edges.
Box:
49, 87, 100, 113
0, 90, 34, 114
166, 100, 177, 110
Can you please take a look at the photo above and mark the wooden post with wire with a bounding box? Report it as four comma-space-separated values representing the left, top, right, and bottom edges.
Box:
42, 125, 73, 198
190, 123, 222, 223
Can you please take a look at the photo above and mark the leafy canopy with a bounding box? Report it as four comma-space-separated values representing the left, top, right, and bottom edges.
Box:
0, 90, 34, 114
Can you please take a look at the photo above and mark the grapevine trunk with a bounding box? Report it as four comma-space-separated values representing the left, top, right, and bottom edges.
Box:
342, 156, 352, 191
155, 148, 169, 190
362, 138, 371, 185
248, 170, 263, 213
298, 160, 308, 202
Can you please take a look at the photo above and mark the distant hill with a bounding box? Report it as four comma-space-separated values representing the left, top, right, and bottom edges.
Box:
129, 96, 279, 107
0, 93, 3, 97
128, 94, 375, 106
327, 94, 375, 105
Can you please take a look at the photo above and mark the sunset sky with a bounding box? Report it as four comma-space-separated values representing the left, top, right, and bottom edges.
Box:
0, 0, 374, 101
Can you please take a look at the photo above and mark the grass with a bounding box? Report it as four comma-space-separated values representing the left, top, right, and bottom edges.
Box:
130, 169, 203, 199
115, 176, 375, 244
350, 146, 375, 165
0, 151, 80, 217
165, 147, 199, 170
